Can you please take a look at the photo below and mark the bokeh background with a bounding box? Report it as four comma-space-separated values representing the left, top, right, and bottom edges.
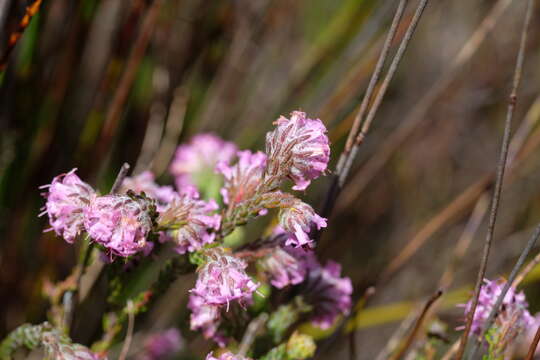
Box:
1, 0, 540, 359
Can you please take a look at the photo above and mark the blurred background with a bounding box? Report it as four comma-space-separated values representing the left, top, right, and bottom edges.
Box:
1, 0, 540, 358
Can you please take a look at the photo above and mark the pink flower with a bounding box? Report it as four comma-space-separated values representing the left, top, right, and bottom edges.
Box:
216, 150, 267, 205
83, 195, 153, 257
137, 328, 183, 360
40, 169, 96, 243
259, 246, 307, 289
188, 294, 226, 346
157, 191, 220, 254
170, 134, 237, 189
121, 171, 176, 210
265, 111, 330, 190
278, 200, 327, 248
459, 278, 535, 336
191, 248, 258, 308
302, 260, 352, 329
206, 352, 250, 360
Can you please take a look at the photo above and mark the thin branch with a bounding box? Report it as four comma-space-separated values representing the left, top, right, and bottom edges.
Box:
513, 250, 540, 288
456, 0, 534, 357
338, 0, 407, 172
525, 325, 540, 360
320, 0, 429, 222
438, 195, 489, 290
377, 91, 540, 281
97, 0, 163, 160
348, 286, 375, 360
118, 301, 135, 360
238, 313, 269, 357
375, 305, 421, 360
0, 0, 42, 71
336, 0, 514, 213
339, 0, 430, 187
110, 162, 131, 194
388, 290, 443, 360
320, 0, 408, 223
468, 224, 540, 359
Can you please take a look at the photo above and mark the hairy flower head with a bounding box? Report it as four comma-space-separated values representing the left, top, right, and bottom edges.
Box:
40, 169, 96, 243
460, 278, 535, 336
157, 190, 220, 254
83, 194, 154, 257
278, 200, 326, 248
216, 150, 267, 205
191, 248, 258, 308
265, 111, 329, 190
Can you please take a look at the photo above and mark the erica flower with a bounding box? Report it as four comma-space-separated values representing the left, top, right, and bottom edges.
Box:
83, 194, 154, 257
137, 328, 183, 360
40, 169, 96, 243
460, 278, 535, 336
170, 134, 237, 189
157, 191, 220, 254
188, 294, 225, 346
259, 246, 307, 289
265, 111, 330, 191
278, 200, 327, 248
121, 171, 176, 210
206, 351, 250, 360
191, 248, 258, 307
216, 150, 267, 205
301, 260, 352, 329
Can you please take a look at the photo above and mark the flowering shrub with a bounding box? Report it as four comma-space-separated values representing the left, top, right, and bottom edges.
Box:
1, 111, 353, 360
11, 109, 539, 360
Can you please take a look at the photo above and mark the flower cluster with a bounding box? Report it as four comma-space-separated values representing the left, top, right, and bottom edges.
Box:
191, 248, 258, 307
40, 169, 96, 243
265, 111, 330, 191
157, 191, 221, 254
460, 278, 535, 336
83, 194, 154, 257
217, 150, 267, 206
170, 133, 237, 189
258, 246, 307, 289
299, 257, 353, 329
41, 168, 220, 258
217, 111, 330, 245
37, 110, 354, 358
188, 248, 258, 345
136, 328, 183, 360
188, 293, 225, 346
278, 200, 327, 248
